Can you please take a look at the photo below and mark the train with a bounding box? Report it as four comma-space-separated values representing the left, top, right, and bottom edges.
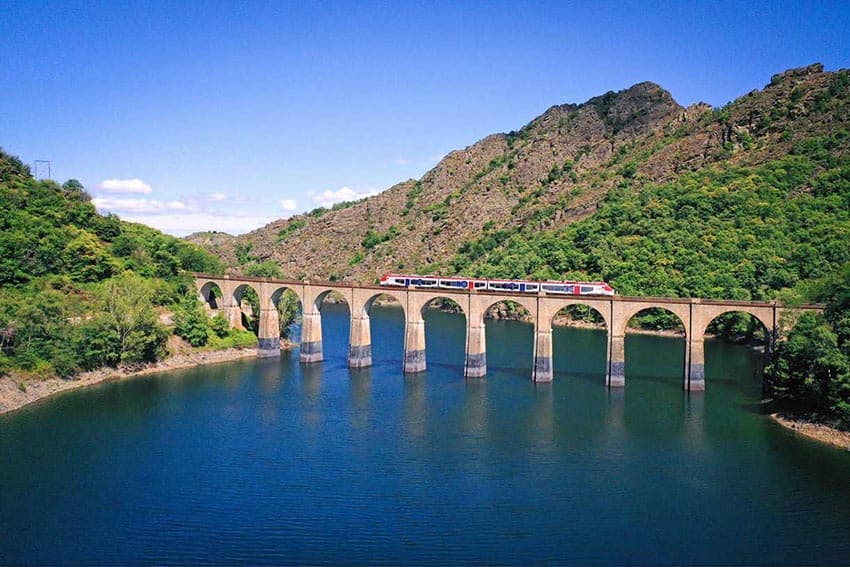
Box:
379, 274, 615, 296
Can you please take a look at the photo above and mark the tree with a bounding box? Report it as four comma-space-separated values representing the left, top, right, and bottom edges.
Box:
84, 273, 169, 366
277, 289, 300, 339
172, 294, 210, 347
65, 230, 116, 282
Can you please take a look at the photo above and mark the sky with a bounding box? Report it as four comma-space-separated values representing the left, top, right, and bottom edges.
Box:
2, 1, 849, 236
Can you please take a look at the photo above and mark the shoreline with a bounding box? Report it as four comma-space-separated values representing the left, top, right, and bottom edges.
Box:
0, 347, 259, 417
770, 413, 850, 450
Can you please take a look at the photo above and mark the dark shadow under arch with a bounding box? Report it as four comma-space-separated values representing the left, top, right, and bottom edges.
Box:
199, 281, 223, 311
233, 283, 260, 334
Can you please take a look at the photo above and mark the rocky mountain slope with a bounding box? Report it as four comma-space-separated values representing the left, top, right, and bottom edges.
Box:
191, 63, 849, 288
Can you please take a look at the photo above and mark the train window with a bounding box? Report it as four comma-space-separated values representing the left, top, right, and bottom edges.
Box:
474, 281, 486, 289
580, 286, 594, 293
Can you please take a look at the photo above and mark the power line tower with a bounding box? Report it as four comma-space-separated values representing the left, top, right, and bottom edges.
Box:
33, 160, 52, 179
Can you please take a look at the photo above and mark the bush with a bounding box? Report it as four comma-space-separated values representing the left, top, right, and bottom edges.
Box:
172, 295, 210, 347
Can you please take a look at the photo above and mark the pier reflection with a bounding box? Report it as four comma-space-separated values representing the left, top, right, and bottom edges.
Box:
348, 367, 373, 431
403, 374, 428, 440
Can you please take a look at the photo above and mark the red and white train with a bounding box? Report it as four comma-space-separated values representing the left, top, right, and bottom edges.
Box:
379, 274, 615, 296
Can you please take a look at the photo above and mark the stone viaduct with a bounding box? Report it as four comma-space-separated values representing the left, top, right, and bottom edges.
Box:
193, 274, 823, 391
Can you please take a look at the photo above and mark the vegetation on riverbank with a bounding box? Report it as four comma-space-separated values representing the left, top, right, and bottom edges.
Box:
0, 149, 253, 382
765, 265, 850, 431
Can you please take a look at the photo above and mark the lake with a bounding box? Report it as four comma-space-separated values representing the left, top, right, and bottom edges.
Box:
2, 303, 849, 565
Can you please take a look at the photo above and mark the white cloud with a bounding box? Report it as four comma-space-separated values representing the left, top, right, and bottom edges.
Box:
208, 192, 228, 201
92, 197, 187, 214
309, 186, 379, 208
279, 199, 298, 211
395, 157, 413, 166
116, 212, 277, 237
100, 178, 153, 194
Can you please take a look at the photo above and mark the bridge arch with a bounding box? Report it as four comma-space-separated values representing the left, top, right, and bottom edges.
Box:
621, 306, 688, 389
698, 308, 772, 389
421, 296, 467, 369
312, 288, 350, 314
270, 285, 304, 342
231, 282, 260, 331
361, 290, 407, 320
198, 280, 223, 312
695, 305, 773, 341
270, 285, 304, 313
551, 302, 610, 380
360, 291, 407, 368
480, 296, 537, 327
616, 302, 690, 339
483, 299, 535, 375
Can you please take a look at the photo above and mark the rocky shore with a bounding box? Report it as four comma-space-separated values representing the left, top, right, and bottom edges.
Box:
771, 413, 850, 451
0, 347, 259, 416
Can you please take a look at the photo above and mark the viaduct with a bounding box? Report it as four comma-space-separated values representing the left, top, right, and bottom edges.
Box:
193, 274, 823, 391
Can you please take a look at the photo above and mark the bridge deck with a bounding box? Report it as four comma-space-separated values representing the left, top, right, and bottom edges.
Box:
188, 273, 824, 310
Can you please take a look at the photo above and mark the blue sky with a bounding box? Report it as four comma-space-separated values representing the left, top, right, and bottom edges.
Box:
2, 1, 849, 236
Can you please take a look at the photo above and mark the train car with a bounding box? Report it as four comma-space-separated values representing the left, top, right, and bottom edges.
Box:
380, 274, 615, 295
436, 276, 486, 291
540, 281, 615, 296
379, 274, 439, 288
486, 279, 540, 293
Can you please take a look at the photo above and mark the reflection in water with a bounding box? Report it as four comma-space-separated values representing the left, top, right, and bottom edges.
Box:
463, 379, 488, 439
348, 367, 373, 431
300, 364, 323, 431
257, 359, 283, 428
259, 359, 282, 395
605, 387, 625, 430
683, 392, 706, 451
403, 374, 428, 440
531, 383, 555, 449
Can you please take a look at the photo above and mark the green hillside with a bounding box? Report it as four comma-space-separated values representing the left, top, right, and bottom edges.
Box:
0, 149, 252, 379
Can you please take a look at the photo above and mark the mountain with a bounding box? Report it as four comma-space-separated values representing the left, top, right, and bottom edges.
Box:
200, 63, 850, 302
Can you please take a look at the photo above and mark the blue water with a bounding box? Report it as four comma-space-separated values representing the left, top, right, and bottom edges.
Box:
2, 304, 849, 565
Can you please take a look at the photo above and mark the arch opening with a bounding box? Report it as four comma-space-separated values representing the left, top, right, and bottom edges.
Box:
199, 282, 223, 312
703, 311, 770, 391
233, 283, 260, 334
422, 297, 466, 369
484, 300, 534, 373
314, 290, 351, 361
271, 286, 303, 345
552, 304, 609, 380
365, 293, 405, 366
623, 307, 687, 387
706, 311, 769, 346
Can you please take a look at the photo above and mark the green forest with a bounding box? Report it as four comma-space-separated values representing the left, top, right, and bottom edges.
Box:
0, 149, 256, 381
448, 134, 850, 428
